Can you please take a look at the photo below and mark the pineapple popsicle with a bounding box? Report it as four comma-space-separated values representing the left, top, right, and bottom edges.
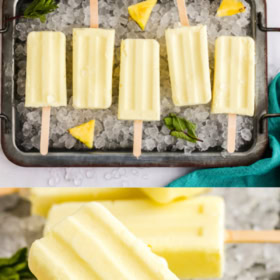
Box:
118, 39, 160, 121
25, 31, 67, 155
25, 32, 67, 108
73, 28, 115, 109
44, 196, 225, 279
212, 36, 255, 116
166, 26, 212, 106
118, 39, 160, 157
29, 187, 145, 217
29, 187, 206, 217
29, 202, 179, 280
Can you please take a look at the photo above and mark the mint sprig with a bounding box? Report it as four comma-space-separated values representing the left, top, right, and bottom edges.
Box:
24, 0, 58, 23
0, 248, 35, 280
7, 0, 58, 23
164, 113, 202, 143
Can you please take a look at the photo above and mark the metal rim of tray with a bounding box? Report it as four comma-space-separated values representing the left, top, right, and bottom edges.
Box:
0, 0, 273, 168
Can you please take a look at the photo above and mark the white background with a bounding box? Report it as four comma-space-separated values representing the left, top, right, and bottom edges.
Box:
0, 0, 279, 187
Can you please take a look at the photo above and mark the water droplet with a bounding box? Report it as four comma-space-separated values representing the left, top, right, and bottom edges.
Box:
48, 178, 55, 186
86, 170, 94, 178
104, 173, 112, 180
121, 181, 129, 187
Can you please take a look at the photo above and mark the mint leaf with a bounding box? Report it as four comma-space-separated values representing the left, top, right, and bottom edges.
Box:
163, 117, 174, 130
0, 248, 35, 280
0, 249, 27, 268
169, 114, 188, 131
171, 131, 197, 143
184, 120, 197, 140
24, 0, 58, 23
163, 113, 202, 144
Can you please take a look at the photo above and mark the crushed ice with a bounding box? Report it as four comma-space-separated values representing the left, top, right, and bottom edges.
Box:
14, 0, 254, 154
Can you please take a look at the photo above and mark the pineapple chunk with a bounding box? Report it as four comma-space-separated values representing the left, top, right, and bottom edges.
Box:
68, 120, 95, 149
217, 0, 246, 17
128, 0, 157, 31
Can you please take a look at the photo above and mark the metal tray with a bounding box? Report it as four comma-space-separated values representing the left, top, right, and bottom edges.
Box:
0, 0, 270, 167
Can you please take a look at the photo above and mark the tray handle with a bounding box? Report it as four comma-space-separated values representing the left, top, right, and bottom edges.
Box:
258, 12, 280, 32
0, 17, 8, 33
259, 113, 280, 134
257, 13, 280, 134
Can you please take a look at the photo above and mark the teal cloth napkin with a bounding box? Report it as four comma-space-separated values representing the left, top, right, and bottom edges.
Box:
167, 73, 280, 187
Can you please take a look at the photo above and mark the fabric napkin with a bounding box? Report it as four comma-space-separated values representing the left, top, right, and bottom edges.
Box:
167, 73, 280, 187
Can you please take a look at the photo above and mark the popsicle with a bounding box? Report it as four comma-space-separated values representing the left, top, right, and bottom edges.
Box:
29, 187, 205, 217
30, 187, 145, 217
118, 39, 160, 158
166, 25, 212, 106
141, 187, 210, 203
212, 36, 255, 153
29, 202, 179, 280
44, 197, 280, 279
44, 196, 225, 278
72, 28, 115, 109
25, 31, 67, 155
72, 0, 114, 110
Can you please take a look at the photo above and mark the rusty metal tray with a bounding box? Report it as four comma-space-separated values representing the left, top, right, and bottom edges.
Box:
0, 0, 271, 167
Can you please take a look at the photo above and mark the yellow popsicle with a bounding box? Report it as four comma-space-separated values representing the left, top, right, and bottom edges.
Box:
73, 28, 115, 109
30, 188, 145, 217
166, 26, 212, 106
25, 32, 67, 108
30, 202, 179, 280
118, 39, 160, 121
45, 196, 225, 279
212, 36, 255, 116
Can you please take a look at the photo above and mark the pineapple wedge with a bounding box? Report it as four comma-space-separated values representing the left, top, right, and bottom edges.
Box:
128, 0, 157, 31
68, 120, 95, 149
217, 0, 246, 17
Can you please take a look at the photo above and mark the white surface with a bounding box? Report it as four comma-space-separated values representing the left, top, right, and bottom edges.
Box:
0, 0, 279, 187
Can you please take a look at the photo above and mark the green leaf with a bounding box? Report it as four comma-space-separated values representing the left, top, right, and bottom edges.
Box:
163, 113, 202, 144
19, 271, 35, 279
0, 249, 27, 268
13, 262, 27, 273
0, 267, 19, 280
163, 117, 174, 130
171, 115, 188, 132
171, 131, 197, 143
184, 120, 197, 140
0, 249, 36, 280
24, 0, 58, 23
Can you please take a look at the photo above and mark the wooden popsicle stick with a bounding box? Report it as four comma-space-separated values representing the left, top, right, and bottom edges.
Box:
133, 120, 143, 159
0, 188, 20, 197
90, 0, 99, 28
227, 114, 237, 153
40, 107, 51, 156
225, 230, 280, 243
177, 0, 190, 26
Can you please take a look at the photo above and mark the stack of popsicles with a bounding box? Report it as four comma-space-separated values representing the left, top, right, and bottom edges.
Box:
28, 187, 280, 280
